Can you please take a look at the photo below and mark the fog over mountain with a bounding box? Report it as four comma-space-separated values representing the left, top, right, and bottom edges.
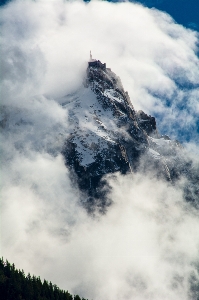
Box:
1, 1, 199, 300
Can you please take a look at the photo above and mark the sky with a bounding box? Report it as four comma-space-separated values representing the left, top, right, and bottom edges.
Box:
1, 1, 199, 300
1, 0, 199, 30
97, 0, 199, 31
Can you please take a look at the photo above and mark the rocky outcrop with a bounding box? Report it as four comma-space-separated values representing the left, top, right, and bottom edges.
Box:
136, 110, 158, 137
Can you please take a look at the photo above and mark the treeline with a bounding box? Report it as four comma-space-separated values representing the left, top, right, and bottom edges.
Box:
0, 258, 87, 300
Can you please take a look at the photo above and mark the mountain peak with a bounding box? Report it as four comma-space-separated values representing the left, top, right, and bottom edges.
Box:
88, 57, 106, 70
62, 59, 198, 212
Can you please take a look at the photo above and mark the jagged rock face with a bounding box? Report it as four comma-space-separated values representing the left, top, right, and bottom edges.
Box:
62, 60, 199, 211
137, 110, 158, 137
62, 61, 149, 209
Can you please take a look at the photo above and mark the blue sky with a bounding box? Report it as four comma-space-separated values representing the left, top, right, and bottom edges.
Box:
140, 0, 199, 30
101, 0, 199, 30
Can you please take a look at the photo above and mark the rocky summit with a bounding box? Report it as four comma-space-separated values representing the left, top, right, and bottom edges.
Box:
62, 57, 199, 212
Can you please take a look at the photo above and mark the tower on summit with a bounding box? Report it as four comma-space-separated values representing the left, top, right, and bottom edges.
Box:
88, 52, 106, 70
90, 50, 92, 61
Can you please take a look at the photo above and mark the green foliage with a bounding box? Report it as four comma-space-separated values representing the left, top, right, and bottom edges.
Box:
0, 258, 86, 300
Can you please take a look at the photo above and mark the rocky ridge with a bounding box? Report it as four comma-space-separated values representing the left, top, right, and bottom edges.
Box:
62, 58, 199, 211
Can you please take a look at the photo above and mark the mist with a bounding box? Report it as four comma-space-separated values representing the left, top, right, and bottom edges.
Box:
1, 0, 199, 299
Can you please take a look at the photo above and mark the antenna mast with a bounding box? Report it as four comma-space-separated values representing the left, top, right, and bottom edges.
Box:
90, 50, 92, 61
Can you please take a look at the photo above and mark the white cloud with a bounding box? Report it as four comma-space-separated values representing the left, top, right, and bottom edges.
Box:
2, 169, 199, 300
1, 1, 199, 299
1, 0, 199, 141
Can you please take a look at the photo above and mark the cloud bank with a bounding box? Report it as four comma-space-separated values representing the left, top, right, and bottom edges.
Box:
1, 0, 199, 142
1, 1, 199, 300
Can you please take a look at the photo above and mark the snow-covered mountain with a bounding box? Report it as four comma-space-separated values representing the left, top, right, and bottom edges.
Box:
1, 55, 197, 212
62, 57, 199, 211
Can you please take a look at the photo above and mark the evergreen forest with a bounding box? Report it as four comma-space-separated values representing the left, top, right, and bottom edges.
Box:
0, 258, 86, 300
